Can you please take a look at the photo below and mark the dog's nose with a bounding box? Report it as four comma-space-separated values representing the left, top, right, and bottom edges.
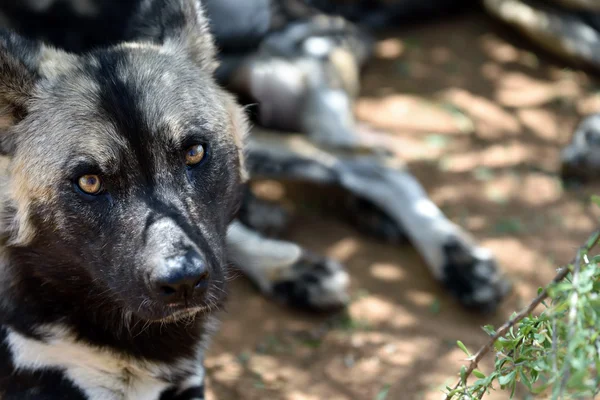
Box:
155, 250, 209, 302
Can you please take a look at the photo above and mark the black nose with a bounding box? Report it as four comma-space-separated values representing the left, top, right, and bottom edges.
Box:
154, 250, 209, 303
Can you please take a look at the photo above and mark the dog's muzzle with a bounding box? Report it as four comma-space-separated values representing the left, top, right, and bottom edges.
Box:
151, 249, 209, 307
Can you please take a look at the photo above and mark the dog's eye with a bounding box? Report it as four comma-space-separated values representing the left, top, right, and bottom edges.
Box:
77, 174, 103, 195
185, 144, 205, 166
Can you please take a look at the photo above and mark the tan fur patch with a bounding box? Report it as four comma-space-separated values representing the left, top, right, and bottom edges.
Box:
0, 112, 16, 130
7, 157, 57, 246
224, 94, 250, 182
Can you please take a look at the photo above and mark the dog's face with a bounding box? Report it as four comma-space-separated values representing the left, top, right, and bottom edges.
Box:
0, 1, 248, 322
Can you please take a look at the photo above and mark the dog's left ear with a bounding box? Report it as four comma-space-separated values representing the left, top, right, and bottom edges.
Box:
0, 31, 76, 154
126, 0, 218, 72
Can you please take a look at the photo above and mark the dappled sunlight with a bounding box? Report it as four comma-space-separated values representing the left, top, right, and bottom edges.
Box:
519, 174, 564, 205
325, 356, 385, 385
495, 72, 582, 108
355, 94, 471, 134
370, 262, 405, 282
403, 289, 437, 308
441, 88, 521, 138
374, 38, 405, 59
327, 237, 361, 263
439, 141, 558, 171
517, 108, 561, 142
205, 353, 244, 385
479, 34, 521, 64
285, 391, 321, 400
246, 355, 301, 386
483, 238, 557, 300
576, 92, 600, 114
349, 296, 418, 328
252, 180, 286, 202
555, 202, 598, 232
431, 172, 564, 210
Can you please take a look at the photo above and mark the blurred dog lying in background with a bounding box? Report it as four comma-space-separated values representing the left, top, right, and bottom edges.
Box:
207, 0, 511, 312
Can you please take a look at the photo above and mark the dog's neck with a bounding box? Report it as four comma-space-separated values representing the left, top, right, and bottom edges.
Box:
0, 254, 217, 364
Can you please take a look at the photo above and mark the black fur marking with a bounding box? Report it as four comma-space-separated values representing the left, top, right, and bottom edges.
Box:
160, 385, 205, 400
441, 240, 510, 313
0, 328, 87, 400
271, 252, 347, 311
93, 50, 159, 184
246, 151, 340, 184
237, 186, 290, 237
345, 196, 407, 243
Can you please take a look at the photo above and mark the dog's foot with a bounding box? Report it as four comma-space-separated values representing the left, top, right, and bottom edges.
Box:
441, 239, 512, 313
271, 251, 350, 311
227, 221, 350, 312
346, 196, 407, 243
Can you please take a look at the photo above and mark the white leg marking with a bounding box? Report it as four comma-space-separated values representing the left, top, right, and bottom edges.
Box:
226, 220, 303, 292
340, 166, 483, 278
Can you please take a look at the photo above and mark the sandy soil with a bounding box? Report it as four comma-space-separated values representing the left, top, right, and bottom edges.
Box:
205, 11, 600, 400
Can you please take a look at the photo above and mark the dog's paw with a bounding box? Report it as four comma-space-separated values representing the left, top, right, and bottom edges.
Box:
441, 239, 512, 313
346, 196, 407, 243
271, 252, 350, 311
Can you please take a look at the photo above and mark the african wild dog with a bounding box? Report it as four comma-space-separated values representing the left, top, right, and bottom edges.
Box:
0, 0, 248, 398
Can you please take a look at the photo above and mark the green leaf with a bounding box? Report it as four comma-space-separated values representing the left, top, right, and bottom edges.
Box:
457, 341, 471, 356
520, 370, 533, 391
482, 325, 496, 336
473, 370, 486, 379
498, 371, 516, 386
585, 230, 600, 249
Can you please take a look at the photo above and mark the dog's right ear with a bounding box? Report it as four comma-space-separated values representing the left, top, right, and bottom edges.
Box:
126, 0, 218, 72
0, 32, 75, 154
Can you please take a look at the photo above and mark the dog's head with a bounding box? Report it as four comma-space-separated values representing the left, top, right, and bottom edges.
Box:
0, 0, 248, 321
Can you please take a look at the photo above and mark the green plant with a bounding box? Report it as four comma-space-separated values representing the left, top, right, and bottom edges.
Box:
445, 229, 600, 399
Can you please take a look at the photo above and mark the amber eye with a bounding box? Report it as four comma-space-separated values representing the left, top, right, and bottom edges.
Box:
185, 144, 206, 166
77, 174, 102, 195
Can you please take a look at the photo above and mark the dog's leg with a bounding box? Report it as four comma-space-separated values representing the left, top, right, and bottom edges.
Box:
226, 220, 350, 310
342, 162, 511, 312
246, 130, 511, 312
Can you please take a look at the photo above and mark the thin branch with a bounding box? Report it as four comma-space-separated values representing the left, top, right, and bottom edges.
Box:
445, 230, 600, 400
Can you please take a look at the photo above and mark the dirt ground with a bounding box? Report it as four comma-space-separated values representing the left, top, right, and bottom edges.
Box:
205, 11, 600, 400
